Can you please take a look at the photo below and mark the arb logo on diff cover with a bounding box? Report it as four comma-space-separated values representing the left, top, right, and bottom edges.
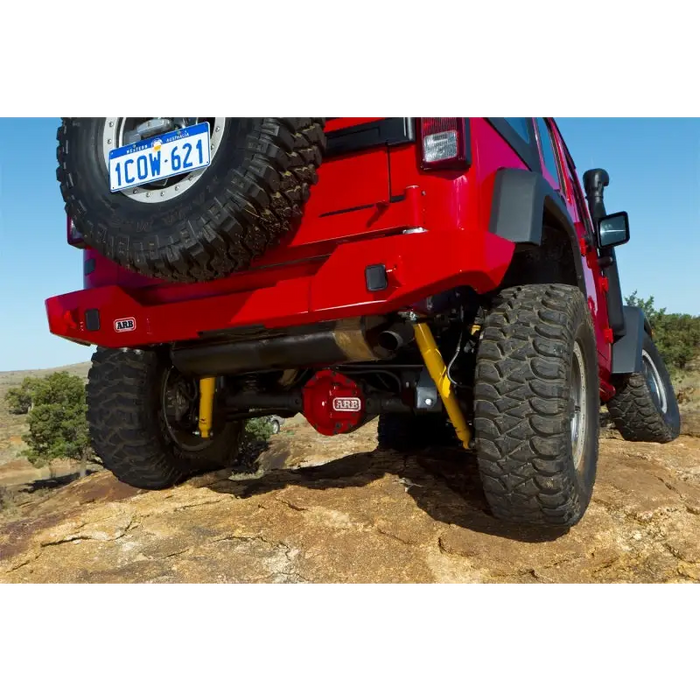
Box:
114, 317, 136, 333
332, 397, 362, 412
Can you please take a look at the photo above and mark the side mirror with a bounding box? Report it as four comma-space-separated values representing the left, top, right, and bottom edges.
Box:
598, 211, 630, 248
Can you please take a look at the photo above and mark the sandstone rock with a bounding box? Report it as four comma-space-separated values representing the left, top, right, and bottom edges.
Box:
682, 411, 700, 438
1, 420, 699, 584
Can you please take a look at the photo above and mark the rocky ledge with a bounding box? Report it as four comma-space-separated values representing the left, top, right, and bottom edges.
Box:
2, 418, 700, 583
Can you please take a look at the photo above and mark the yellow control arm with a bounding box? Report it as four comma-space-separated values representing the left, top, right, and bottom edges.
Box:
413, 323, 472, 450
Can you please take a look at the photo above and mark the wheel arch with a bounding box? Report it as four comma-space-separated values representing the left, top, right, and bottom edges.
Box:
611, 305, 653, 376
489, 168, 586, 293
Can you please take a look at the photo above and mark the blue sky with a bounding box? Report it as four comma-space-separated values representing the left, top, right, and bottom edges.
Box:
0, 118, 698, 372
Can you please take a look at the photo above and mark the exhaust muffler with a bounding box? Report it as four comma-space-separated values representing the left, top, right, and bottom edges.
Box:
171, 316, 413, 376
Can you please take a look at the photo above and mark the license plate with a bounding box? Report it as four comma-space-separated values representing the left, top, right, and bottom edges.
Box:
109, 122, 211, 192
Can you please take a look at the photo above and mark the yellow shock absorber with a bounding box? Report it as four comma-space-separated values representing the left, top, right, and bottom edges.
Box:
413, 322, 472, 450
198, 377, 217, 439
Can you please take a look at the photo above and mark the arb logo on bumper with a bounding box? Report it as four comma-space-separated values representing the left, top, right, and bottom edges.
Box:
332, 397, 362, 412
114, 317, 136, 333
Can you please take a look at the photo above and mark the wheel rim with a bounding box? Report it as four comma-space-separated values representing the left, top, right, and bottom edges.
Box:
271, 421, 280, 434
102, 117, 227, 204
160, 367, 213, 452
642, 349, 668, 414
570, 340, 588, 475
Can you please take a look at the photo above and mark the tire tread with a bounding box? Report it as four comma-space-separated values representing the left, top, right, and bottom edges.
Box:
87, 348, 242, 490
474, 284, 599, 527
57, 118, 326, 283
607, 337, 680, 444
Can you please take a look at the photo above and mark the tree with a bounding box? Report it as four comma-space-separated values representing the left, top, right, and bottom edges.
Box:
625, 291, 700, 373
5, 377, 40, 415
625, 291, 664, 328
18, 372, 91, 467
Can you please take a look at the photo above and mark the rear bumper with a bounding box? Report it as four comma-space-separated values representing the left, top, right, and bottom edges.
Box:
46, 227, 515, 349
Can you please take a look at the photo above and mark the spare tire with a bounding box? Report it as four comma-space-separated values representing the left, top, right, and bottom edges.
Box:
56, 118, 326, 283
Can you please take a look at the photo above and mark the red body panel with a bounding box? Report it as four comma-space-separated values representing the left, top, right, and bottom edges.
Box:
46, 118, 614, 396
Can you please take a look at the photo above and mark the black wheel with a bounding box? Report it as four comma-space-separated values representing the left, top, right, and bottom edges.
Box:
377, 413, 461, 451
270, 419, 281, 435
57, 118, 326, 283
607, 332, 680, 444
87, 348, 244, 490
474, 284, 600, 528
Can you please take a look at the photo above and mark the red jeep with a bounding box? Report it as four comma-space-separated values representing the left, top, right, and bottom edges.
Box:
46, 118, 680, 529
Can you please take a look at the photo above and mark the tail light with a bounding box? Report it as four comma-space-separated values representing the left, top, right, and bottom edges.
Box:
67, 217, 87, 249
419, 118, 469, 170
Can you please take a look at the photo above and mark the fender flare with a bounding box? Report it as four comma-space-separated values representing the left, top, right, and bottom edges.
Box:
611, 306, 652, 375
489, 168, 587, 293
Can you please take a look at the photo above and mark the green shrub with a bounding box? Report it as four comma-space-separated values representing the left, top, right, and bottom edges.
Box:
7, 372, 92, 467
626, 292, 700, 373
244, 417, 275, 444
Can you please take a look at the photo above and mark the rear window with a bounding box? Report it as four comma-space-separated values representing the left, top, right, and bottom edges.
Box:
505, 118, 532, 144
535, 118, 561, 189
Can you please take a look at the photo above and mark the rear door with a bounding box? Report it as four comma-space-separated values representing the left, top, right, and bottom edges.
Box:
307, 118, 414, 216
544, 119, 612, 371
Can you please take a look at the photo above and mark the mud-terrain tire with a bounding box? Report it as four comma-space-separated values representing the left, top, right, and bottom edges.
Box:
57, 118, 326, 283
474, 284, 600, 528
607, 332, 680, 444
377, 413, 460, 451
87, 348, 244, 490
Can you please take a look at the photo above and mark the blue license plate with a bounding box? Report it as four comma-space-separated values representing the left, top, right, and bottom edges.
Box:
108, 122, 211, 193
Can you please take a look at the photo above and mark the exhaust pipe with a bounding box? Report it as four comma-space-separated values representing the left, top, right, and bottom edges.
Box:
377, 323, 415, 353
171, 317, 413, 376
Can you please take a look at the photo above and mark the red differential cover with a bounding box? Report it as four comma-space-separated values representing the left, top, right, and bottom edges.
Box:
302, 370, 365, 436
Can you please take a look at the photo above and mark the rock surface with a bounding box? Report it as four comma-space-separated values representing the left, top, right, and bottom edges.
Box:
2, 417, 700, 583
